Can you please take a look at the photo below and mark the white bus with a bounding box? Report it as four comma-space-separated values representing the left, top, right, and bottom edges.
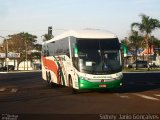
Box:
41, 30, 123, 93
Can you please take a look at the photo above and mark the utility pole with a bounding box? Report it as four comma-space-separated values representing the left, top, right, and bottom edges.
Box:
6, 39, 8, 72
25, 35, 28, 71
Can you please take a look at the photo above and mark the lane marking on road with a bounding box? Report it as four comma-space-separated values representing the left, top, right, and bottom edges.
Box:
119, 95, 130, 98
0, 88, 6, 92
134, 93, 159, 101
115, 94, 130, 99
11, 88, 18, 93
154, 94, 160, 97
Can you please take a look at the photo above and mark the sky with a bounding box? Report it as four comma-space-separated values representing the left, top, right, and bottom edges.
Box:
0, 0, 160, 43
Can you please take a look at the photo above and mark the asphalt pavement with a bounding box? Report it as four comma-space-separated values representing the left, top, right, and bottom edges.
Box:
0, 71, 159, 120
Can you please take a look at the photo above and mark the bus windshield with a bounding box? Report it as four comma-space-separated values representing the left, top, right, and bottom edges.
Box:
73, 39, 122, 74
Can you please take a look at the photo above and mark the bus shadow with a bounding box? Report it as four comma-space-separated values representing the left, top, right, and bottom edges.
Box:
45, 83, 160, 94
111, 73, 160, 93
99, 82, 160, 94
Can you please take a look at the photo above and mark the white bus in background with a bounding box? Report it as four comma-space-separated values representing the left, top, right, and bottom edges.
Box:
41, 30, 123, 93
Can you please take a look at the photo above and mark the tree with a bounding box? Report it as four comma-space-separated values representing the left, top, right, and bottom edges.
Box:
42, 34, 53, 41
150, 36, 160, 48
128, 31, 144, 69
31, 44, 42, 60
34, 44, 42, 51
3, 32, 37, 70
150, 36, 160, 55
131, 14, 160, 64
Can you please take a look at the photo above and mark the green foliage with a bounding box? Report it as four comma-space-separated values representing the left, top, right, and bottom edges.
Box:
131, 14, 160, 54
130, 14, 160, 65
150, 36, 160, 54
34, 44, 42, 51
42, 34, 54, 41
131, 14, 160, 35
128, 31, 144, 70
129, 31, 144, 48
2, 32, 39, 70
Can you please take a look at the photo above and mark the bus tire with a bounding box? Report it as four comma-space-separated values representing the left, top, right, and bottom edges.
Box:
47, 72, 55, 88
46, 72, 49, 83
72, 88, 78, 94
69, 76, 78, 94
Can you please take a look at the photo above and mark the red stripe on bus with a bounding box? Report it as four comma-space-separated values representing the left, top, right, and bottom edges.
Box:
42, 57, 58, 78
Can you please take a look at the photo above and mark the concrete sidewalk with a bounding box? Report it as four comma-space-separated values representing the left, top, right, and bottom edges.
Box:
0, 70, 41, 74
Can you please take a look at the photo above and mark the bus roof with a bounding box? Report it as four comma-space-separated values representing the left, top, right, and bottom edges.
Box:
45, 30, 118, 43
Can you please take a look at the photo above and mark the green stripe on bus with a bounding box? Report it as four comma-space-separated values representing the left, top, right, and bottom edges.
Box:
78, 78, 122, 90
53, 56, 65, 86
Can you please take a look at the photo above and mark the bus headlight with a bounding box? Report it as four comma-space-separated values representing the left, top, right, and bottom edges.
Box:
111, 73, 123, 80
80, 83, 84, 87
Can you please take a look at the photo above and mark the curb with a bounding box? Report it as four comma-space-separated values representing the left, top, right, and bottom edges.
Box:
0, 70, 41, 74
123, 71, 160, 73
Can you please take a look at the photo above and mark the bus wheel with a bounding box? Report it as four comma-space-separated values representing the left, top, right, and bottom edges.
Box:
47, 72, 55, 88
69, 76, 78, 94
46, 72, 49, 84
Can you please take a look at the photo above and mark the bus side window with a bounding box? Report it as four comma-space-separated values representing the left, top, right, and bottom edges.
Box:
43, 50, 46, 57
47, 50, 49, 56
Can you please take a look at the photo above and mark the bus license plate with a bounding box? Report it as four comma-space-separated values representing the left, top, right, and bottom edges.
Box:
99, 84, 106, 88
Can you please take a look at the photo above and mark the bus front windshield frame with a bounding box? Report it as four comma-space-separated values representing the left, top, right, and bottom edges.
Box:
73, 38, 122, 74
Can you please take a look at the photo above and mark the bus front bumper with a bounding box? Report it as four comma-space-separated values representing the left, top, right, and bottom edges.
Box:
79, 79, 122, 90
